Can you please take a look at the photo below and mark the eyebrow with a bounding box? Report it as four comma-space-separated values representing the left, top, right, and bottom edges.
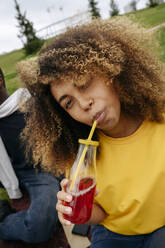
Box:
58, 94, 68, 104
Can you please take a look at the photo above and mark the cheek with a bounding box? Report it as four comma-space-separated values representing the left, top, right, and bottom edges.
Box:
66, 105, 80, 122
70, 111, 83, 122
109, 95, 121, 118
115, 99, 121, 115
111, 89, 121, 111
114, 101, 121, 120
70, 110, 89, 125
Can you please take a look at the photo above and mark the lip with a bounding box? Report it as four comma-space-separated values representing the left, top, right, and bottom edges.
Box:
93, 110, 105, 125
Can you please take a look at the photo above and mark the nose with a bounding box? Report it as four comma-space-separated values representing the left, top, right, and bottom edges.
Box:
79, 98, 94, 111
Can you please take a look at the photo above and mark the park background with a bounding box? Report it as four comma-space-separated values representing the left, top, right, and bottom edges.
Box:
0, 0, 165, 94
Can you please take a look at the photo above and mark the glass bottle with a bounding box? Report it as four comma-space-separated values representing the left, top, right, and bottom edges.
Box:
63, 139, 99, 224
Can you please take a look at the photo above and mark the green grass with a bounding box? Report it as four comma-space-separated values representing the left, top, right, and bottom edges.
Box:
5, 72, 19, 94
0, 48, 38, 93
126, 3, 165, 28
0, 49, 26, 93
155, 26, 165, 62
0, 3, 165, 94
0, 49, 25, 74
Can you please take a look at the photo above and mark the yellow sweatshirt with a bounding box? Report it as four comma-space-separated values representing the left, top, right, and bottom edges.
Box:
95, 121, 165, 235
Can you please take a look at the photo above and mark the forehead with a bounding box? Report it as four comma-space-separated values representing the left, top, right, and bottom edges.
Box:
50, 78, 74, 101
50, 75, 91, 100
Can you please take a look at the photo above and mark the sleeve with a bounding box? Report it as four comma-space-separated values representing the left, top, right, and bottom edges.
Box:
0, 136, 22, 199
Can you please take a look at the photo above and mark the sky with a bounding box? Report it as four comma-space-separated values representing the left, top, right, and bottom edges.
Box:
0, 0, 148, 54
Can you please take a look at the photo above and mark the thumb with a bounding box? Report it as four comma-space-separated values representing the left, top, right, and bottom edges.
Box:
95, 188, 99, 196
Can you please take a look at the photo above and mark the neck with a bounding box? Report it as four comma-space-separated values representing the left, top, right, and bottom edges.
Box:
103, 114, 143, 138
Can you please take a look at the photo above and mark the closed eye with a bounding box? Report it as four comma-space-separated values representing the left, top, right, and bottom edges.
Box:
65, 99, 73, 109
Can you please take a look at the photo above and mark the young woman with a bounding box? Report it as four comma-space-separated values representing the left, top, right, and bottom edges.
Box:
18, 17, 165, 247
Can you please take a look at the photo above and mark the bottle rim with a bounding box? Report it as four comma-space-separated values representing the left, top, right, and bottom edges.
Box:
78, 139, 99, 147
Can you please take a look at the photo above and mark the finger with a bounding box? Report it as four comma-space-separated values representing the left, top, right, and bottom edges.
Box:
95, 188, 99, 196
57, 190, 72, 202
58, 212, 72, 226
56, 202, 72, 215
60, 178, 69, 191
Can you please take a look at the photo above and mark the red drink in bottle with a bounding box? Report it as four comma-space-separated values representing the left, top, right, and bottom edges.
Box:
63, 138, 99, 224
63, 177, 96, 224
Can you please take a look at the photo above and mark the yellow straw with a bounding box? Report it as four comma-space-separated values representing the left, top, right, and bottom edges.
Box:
69, 120, 97, 190
87, 120, 97, 140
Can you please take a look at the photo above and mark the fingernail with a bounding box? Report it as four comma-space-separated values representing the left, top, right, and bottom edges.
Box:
66, 207, 71, 213
65, 220, 71, 225
66, 195, 72, 201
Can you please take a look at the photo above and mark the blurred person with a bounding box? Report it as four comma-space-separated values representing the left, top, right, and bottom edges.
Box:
0, 67, 61, 243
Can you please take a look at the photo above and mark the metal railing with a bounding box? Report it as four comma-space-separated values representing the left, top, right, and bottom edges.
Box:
36, 11, 91, 40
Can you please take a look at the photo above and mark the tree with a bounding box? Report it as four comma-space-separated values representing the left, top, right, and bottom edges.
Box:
130, 0, 137, 11
110, 0, 119, 17
88, 0, 101, 19
146, 0, 163, 7
14, 0, 44, 54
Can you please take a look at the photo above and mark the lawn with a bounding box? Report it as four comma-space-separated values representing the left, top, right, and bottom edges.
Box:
126, 2, 165, 28
155, 26, 165, 63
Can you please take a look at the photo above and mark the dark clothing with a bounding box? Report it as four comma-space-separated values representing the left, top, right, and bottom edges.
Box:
0, 111, 60, 243
0, 170, 60, 243
91, 225, 165, 248
0, 111, 33, 171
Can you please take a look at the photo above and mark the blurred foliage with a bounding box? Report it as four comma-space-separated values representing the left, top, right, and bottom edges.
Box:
109, 0, 119, 17
146, 0, 164, 8
14, 0, 44, 55
88, 0, 101, 19
24, 38, 44, 55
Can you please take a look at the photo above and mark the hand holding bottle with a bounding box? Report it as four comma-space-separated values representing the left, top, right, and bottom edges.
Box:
56, 178, 73, 226
56, 178, 107, 226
